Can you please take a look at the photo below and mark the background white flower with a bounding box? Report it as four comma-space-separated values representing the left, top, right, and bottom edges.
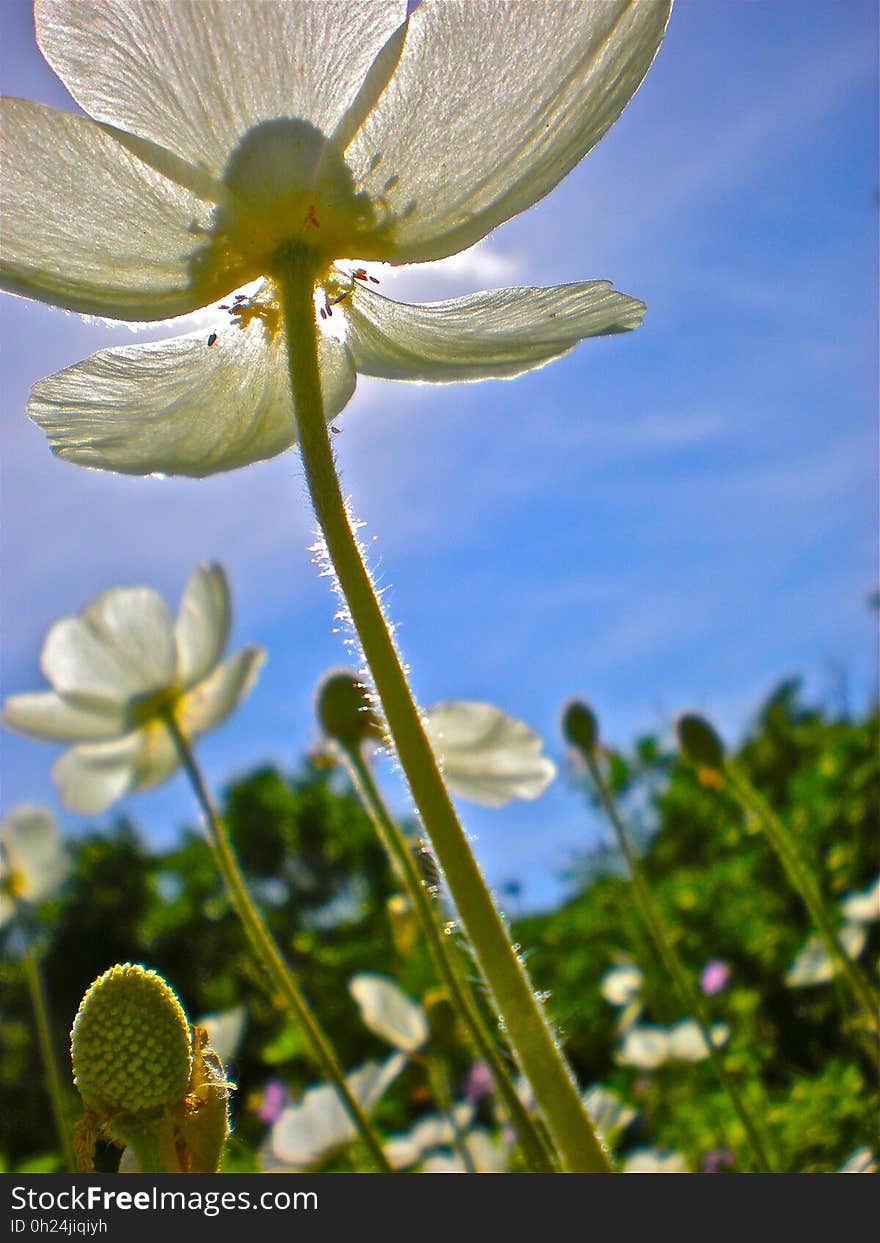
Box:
623, 1147, 689, 1173
266, 1054, 405, 1171
2, 0, 671, 477
785, 925, 868, 989
615, 1019, 729, 1069
0, 803, 71, 927
4, 563, 264, 814
423, 700, 556, 807
349, 972, 429, 1055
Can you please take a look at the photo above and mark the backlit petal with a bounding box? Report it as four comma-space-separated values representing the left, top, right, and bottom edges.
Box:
53, 724, 178, 814
346, 0, 672, 262
175, 563, 232, 689
0, 99, 225, 320
28, 317, 356, 478
350, 974, 429, 1054
4, 690, 127, 742
179, 646, 265, 738
1, 804, 71, 903
36, 0, 408, 179
424, 701, 556, 807
345, 282, 645, 382
41, 588, 176, 708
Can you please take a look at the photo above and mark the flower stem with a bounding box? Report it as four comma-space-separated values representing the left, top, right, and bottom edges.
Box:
577, 750, 780, 1172
23, 948, 75, 1172
161, 711, 392, 1172
276, 246, 610, 1173
724, 761, 880, 1038
424, 1055, 477, 1174
341, 740, 556, 1172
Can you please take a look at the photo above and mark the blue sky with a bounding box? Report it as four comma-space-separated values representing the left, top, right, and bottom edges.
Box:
1, 1, 877, 911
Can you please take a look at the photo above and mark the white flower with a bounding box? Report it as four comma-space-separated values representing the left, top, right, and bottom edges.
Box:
840, 875, 880, 925
384, 1104, 476, 1170
424, 700, 556, 807
615, 1019, 728, 1069
3, 563, 264, 814
2, 0, 671, 477
837, 1147, 877, 1174
623, 1147, 689, 1174
583, 1084, 637, 1144
420, 1129, 510, 1174
267, 1054, 405, 1170
349, 972, 429, 1054
785, 924, 868, 989
0, 804, 71, 927
600, 963, 644, 1008
196, 1005, 248, 1068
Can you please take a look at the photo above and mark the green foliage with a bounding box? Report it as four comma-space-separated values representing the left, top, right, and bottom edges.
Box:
2, 684, 877, 1173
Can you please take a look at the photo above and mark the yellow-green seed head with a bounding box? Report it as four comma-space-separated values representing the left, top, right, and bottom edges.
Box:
71, 963, 192, 1116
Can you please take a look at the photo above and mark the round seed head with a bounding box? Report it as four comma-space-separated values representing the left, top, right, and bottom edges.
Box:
71, 963, 192, 1116
315, 668, 382, 748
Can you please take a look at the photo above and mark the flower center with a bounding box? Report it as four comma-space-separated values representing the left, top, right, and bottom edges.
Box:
191, 118, 389, 292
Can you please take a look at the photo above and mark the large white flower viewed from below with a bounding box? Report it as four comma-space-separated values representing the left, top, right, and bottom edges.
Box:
0, 804, 71, 927
3, 564, 265, 814
2, 0, 672, 477
423, 700, 556, 807
349, 972, 429, 1054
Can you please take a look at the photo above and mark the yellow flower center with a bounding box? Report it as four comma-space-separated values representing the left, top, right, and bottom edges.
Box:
191, 118, 391, 297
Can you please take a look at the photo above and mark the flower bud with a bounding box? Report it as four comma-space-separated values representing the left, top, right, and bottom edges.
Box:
71, 963, 192, 1116
315, 668, 382, 748
561, 699, 599, 754
676, 714, 725, 771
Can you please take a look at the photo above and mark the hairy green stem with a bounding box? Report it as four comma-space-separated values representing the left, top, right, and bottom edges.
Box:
725, 761, 880, 1039
276, 246, 609, 1173
581, 751, 780, 1173
24, 949, 75, 1172
342, 741, 556, 1172
162, 711, 392, 1172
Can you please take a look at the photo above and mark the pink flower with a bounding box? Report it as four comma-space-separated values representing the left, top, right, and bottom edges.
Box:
257, 1079, 289, 1124
700, 960, 731, 996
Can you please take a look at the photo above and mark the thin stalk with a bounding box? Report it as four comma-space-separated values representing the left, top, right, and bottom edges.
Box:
424, 1055, 477, 1174
161, 711, 391, 1172
341, 741, 556, 1172
276, 245, 610, 1172
581, 751, 780, 1173
23, 949, 75, 1172
725, 761, 880, 1036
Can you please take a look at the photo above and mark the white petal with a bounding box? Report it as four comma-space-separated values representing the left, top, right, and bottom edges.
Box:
424, 701, 556, 807
41, 588, 176, 708
271, 1054, 405, 1168
344, 282, 645, 382
179, 647, 265, 738
785, 925, 868, 988
346, 0, 672, 262
175, 563, 232, 689
385, 1104, 475, 1169
3, 690, 126, 742
840, 875, 880, 925
420, 1130, 508, 1174
196, 1006, 248, 1068
1, 804, 71, 903
583, 1084, 636, 1142
615, 1025, 668, 1070
666, 1020, 729, 1063
53, 724, 178, 814
28, 317, 356, 478
600, 963, 644, 1008
349, 973, 429, 1054
0, 99, 227, 320
623, 1147, 689, 1174
36, 0, 408, 179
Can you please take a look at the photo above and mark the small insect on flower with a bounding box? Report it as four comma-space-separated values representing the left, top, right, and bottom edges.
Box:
207, 332, 218, 347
